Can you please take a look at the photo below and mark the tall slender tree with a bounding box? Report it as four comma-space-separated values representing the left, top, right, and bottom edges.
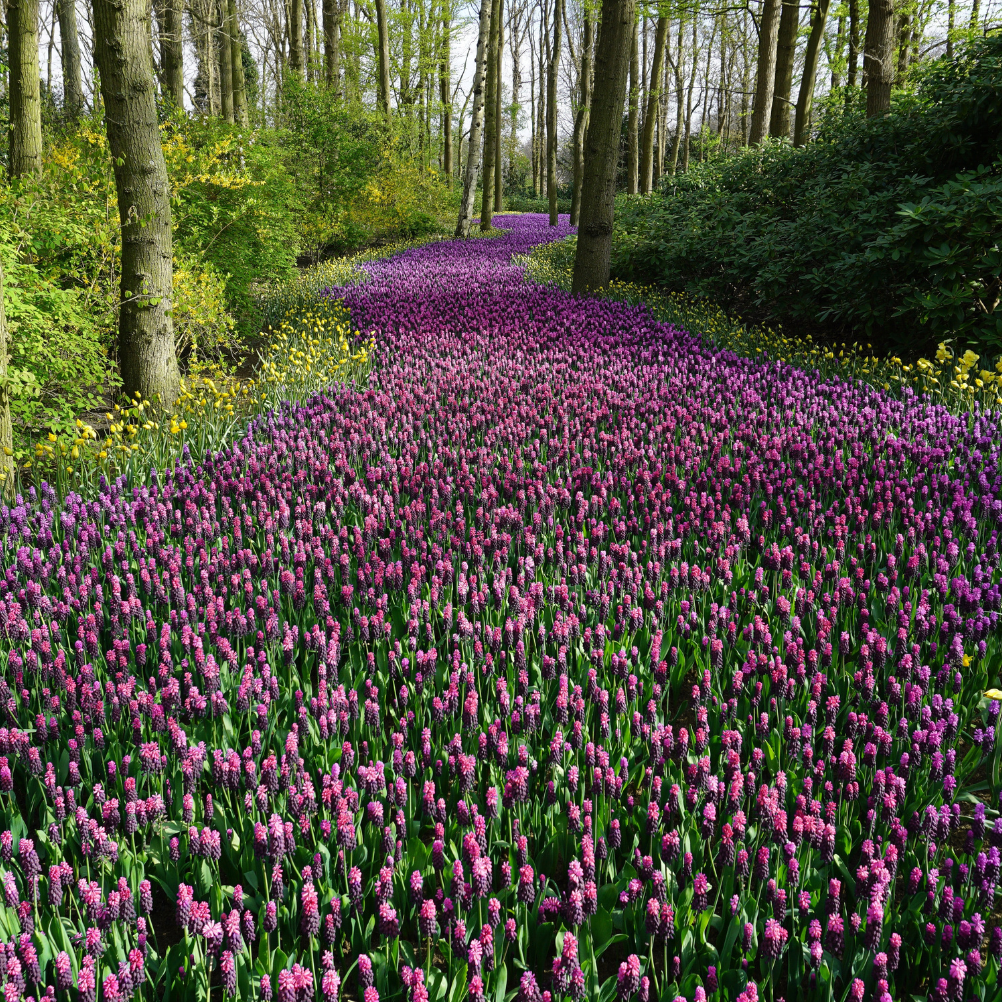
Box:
626, 14, 639, 193
769, 0, 798, 138
638, 9, 667, 192
93, 0, 181, 405
290, 0, 304, 70
0, 256, 13, 501
7, 0, 43, 178
546, 0, 562, 224
440, 0, 452, 179
229, 0, 249, 123
374, 0, 392, 120
57, 0, 84, 116
572, 0, 635, 291
456, 0, 492, 235
748, 0, 781, 143
494, 0, 504, 211
570, 0, 592, 224
793, 0, 830, 144
481, 0, 501, 226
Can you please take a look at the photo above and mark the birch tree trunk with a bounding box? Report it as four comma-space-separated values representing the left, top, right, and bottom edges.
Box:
864, 0, 895, 116
93, 0, 181, 406
57, 0, 85, 116
572, 0, 635, 292
546, 0, 562, 224
769, 0, 798, 138
748, 0, 781, 144
638, 11, 667, 192
7, 0, 43, 179
793, 0, 830, 145
455, 0, 492, 235
570, 0, 592, 224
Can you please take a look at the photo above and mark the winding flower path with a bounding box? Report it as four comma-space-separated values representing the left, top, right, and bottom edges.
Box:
0, 214, 1000, 1002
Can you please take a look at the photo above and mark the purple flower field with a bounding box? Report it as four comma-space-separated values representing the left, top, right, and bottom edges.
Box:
0, 214, 1000, 1002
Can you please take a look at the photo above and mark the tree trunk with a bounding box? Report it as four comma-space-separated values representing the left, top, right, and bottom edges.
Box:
440, 0, 452, 181
289, 0, 304, 71
0, 256, 14, 501
456, 0, 492, 235
229, 0, 248, 123
509, 7, 522, 191
373, 0, 391, 121
218, 0, 234, 120
769, 0, 798, 139
895, 12, 909, 84
748, 0, 781, 144
793, 0, 829, 145
945, 0, 953, 59
546, 0, 562, 224
570, 1, 593, 223
845, 0, 859, 103
970, 0, 980, 32
638, 12, 667, 193
666, 17, 682, 174
572, 0, 635, 292
626, 14, 638, 194
93, 0, 181, 406
57, 0, 84, 116
480, 0, 501, 226
681, 13, 696, 170
7, 0, 43, 178
864, 0, 895, 116
323, 0, 340, 90
494, 0, 504, 211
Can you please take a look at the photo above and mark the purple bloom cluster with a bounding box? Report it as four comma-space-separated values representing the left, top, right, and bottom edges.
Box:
0, 214, 998, 1002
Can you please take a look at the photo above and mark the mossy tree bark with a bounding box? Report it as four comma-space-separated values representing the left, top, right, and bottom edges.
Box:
439, 0, 451, 180
7, 0, 43, 179
290, 0, 304, 71
323, 0, 341, 91
373, 0, 391, 121
93, 0, 181, 407
0, 257, 13, 502
218, 0, 234, 120
229, 0, 248, 124
572, 0, 635, 293
793, 0, 830, 145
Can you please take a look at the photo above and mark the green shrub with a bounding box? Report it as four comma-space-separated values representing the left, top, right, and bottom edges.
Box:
613, 34, 1002, 356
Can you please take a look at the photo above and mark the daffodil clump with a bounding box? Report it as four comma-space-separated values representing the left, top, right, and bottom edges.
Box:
519, 237, 1002, 416
24, 270, 376, 501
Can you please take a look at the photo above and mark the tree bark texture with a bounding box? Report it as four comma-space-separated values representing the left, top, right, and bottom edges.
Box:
229, 0, 248, 123
864, 0, 895, 116
626, 14, 638, 194
439, 0, 451, 180
570, 0, 592, 224
0, 256, 13, 500
748, 0, 781, 144
290, 0, 304, 70
572, 0, 635, 292
846, 0, 859, 88
546, 0, 562, 224
494, 0, 503, 211
769, 0, 798, 138
323, 0, 340, 91
639, 12, 667, 192
373, 0, 391, 120
57, 0, 84, 116
480, 0, 501, 226
218, 0, 234, 119
793, 0, 830, 145
455, 0, 492, 236
8, 0, 43, 178
92, 0, 181, 406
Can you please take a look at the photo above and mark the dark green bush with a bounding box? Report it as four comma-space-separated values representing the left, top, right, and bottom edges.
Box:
613, 34, 1002, 356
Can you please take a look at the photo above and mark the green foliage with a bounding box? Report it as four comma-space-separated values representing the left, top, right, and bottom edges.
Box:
613, 34, 1002, 356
